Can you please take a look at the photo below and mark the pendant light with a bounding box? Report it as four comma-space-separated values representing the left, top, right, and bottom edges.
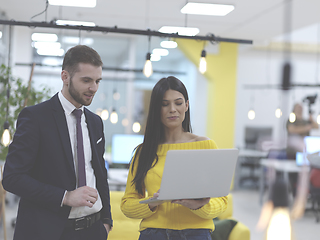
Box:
275, 108, 282, 118
266, 179, 292, 240
247, 93, 255, 120
257, 178, 293, 240
1, 121, 11, 147
2, 85, 11, 147
101, 109, 109, 120
275, 95, 282, 118
132, 121, 141, 133
199, 49, 207, 74
2, 26, 12, 147
143, 36, 153, 78
110, 108, 118, 124
289, 112, 296, 123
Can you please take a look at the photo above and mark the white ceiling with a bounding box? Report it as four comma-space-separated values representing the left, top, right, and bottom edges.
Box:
2, 0, 320, 42
1, 0, 320, 69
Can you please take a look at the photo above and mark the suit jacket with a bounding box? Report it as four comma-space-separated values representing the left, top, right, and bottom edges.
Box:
2, 93, 112, 240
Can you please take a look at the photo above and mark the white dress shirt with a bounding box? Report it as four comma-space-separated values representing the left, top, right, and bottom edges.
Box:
58, 91, 102, 218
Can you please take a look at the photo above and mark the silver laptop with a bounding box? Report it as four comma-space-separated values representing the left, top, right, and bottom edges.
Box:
140, 148, 239, 204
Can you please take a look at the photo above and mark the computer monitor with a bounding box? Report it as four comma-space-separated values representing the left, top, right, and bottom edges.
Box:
296, 136, 320, 166
111, 134, 144, 165
304, 136, 320, 154
244, 126, 272, 150
296, 152, 308, 166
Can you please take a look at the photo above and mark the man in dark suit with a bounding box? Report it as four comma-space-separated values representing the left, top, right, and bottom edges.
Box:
2, 45, 112, 240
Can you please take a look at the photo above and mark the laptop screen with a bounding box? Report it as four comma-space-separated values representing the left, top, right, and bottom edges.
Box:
296, 136, 320, 166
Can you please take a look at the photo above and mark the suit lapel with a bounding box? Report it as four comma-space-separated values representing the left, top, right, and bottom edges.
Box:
50, 94, 75, 174
84, 109, 99, 163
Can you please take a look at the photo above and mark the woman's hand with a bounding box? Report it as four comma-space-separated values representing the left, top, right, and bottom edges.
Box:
148, 189, 161, 210
171, 197, 210, 210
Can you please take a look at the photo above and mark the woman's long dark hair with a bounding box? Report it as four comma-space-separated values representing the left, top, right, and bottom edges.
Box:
131, 76, 192, 195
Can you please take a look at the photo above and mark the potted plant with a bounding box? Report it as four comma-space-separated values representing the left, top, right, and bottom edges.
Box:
0, 64, 51, 160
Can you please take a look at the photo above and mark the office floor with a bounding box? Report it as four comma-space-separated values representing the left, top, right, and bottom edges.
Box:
0, 187, 319, 240
231, 187, 319, 240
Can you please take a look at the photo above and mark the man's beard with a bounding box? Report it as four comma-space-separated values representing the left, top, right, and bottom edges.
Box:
69, 78, 93, 106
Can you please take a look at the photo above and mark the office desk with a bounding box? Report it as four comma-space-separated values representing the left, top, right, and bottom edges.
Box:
259, 159, 309, 204
235, 149, 268, 189
239, 149, 269, 158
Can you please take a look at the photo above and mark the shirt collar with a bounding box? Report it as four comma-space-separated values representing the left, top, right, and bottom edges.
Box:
58, 91, 84, 115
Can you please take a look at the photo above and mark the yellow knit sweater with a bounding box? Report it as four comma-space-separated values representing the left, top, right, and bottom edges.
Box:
120, 140, 228, 231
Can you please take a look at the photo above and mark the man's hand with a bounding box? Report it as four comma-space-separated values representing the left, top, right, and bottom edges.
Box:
104, 224, 112, 234
171, 198, 210, 210
63, 186, 98, 208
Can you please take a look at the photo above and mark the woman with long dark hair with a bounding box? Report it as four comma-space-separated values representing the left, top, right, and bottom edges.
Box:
121, 76, 228, 240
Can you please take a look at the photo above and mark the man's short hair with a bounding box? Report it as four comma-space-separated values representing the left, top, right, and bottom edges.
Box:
62, 45, 103, 78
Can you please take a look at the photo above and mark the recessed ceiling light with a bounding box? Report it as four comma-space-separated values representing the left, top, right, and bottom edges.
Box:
82, 38, 94, 45
37, 48, 65, 56
152, 48, 169, 56
181, 3, 234, 16
32, 41, 61, 50
160, 40, 178, 49
42, 57, 63, 66
158, 26, 199, 36
62, 36, 80, 44
31, 33, 58, 42
48, 0, 96, 8
150, 54, 161, 62
56, 20, 95, 27
62, 37, 94, 45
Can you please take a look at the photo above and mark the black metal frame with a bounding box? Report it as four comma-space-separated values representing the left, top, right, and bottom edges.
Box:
0, 20, 253, 45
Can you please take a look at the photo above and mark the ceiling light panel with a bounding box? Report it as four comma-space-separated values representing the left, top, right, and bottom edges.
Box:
160, 40, 177, 49
31, 33, 58, 42
152, 48, 169, 56
56, 20, 95, 27
49, 0, 96, 8
33, 41, 61, 49
158, 26, 199, 36
150, 54, 161, 62
181, 3, 235, 16
62, 37, 94, 45
37, 48, 65, 56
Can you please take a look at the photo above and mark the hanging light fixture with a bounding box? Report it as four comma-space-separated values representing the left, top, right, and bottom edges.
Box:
1, 121, 11, 147
143, 53, 152, 78
132, 122, 141, 133
122, 118, 129, 127
289, 112, 296, 123
266, 179, 292, 240
248, 93, 255, 120
199, 49, 207, 74
275, 108, 282, 118
143, 36, 153, 78
113, 89, 120, 100
2, 25, 12, 147
317, 114, 320, 124
110, 108, 118, 124
101, 109, 109, 120
248, 109, 255, 120
257, 177, 293, 240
